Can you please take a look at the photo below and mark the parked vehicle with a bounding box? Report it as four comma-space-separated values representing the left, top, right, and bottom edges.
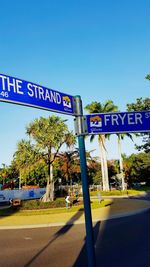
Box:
0, 194, 11, 206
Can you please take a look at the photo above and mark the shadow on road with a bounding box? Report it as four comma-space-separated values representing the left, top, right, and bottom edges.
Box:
0, 206, 21, 219
73, 191, 150, 267
24, 208, 84, 267
72, 220, 104, 267
72, 213, 110, 266
1, 191, 150, 267
128, 191, 150, 201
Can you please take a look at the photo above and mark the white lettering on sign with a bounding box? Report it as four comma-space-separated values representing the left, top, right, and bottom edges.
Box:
145, 111, 150, 119
0, 75, 6, 89
128, 113, 135, 124
135, 113, 143, 124
0, 75, 23, 95
118, 113, 126, 124
27, 82, 61, 104
104, 113, 143, 126
112, 114, 119, 125
0, 74, 74, 114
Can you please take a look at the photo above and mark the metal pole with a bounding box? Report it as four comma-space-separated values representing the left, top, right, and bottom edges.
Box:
74, 95, 96, 267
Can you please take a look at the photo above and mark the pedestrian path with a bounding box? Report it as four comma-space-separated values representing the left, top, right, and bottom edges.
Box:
0, 198, 150, 229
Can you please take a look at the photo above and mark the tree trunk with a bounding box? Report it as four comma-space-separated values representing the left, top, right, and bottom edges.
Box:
41, 162, 54, 202
50, 164, 54, 201
99, 135, 109, 191
118, 137, 125, 191
42, 183, 51, 202
19, 170, 22, 189
99, 139, 105, 190
103, 147, 109, 191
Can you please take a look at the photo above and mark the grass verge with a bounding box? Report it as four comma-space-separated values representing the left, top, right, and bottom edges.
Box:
0, 199, 112, 216
90, 189, 146, 197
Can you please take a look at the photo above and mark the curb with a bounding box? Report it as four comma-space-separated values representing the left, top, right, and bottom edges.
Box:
0, 205, 150, 230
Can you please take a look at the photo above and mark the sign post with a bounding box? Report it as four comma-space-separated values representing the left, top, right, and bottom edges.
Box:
74, 96, 96, 267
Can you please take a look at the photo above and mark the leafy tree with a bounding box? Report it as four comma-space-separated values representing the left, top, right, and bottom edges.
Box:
57, 149, 79, 186
127, 97, 150, 153
107, 160, 118, 178
92, 169, 102, 185
0, 164, 10, 185
84, 151, 101, 185
23, 161, 47, 186
13, 139, 38, 188
125, 153, 150, 185
87, 157, 102, 185
26, 115, 76, 202
7, 161, 19, 181
85, 100, 118, 191
145, 74, 150, 80
127, 97, 150, 111
69, 157, 81, 184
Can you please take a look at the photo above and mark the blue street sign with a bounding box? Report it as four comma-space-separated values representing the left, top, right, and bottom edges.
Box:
85, 111, 150, 135
0, 74, 75, 115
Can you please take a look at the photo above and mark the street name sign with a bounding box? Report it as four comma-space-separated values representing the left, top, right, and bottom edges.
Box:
0, 73, 75, 115
84, 111, 150, 135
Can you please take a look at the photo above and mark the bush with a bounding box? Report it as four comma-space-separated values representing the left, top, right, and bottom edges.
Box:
21, 197, 82, 210
21, 198, 65, 210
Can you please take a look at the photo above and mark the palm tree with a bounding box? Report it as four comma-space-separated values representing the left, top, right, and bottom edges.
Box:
0, 163, 9, 185
57, 149, 79, 185
85, 100, 118, 191
26, 115, 76, 202
117, 133, 133, 190
13, 139, 37, 188
56, 132, 77, 188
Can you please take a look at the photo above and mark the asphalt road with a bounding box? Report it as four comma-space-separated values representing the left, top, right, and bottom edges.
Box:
1, 208, 150, 267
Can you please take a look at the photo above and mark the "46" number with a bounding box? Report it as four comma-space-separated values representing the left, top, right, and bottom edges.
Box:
0, 91, 9, 98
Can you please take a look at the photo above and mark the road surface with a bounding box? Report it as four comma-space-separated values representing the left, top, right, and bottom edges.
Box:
0, 208, 150, 267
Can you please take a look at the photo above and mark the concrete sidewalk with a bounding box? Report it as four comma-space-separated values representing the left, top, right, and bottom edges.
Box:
0, 198, 150, 229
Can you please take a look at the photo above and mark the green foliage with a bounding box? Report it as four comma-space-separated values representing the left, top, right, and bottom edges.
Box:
26, 116, 76, 183
0, 164, 9, 183
127, 97, 150, 111
89, 189, 145, 196
90, 190, 126, 196
0, 199, 112, 216
145, 74, 150, 80
126, 152, 150, 183
91, 169, 102, 185
85, 100, 118, 114
25, 162, 47, 186
108, 160, 118, 178
13, 140, 38, 184
22, 198, 66, 209
127, 97, 150, 153
3, 108, 149, 190
86, 154, 102, 184
26, 116, 71, 157
10, 116, 76, 201
56, 149, 80, 184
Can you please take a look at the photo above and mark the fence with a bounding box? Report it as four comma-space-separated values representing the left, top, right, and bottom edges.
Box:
0, 188, 46, 201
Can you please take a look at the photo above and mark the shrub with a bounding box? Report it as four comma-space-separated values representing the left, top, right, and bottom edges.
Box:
21, 198, 65, 209
21, 197, 82, 210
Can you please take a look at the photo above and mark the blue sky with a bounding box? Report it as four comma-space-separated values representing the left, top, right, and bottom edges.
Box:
0, 0, 149, 166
